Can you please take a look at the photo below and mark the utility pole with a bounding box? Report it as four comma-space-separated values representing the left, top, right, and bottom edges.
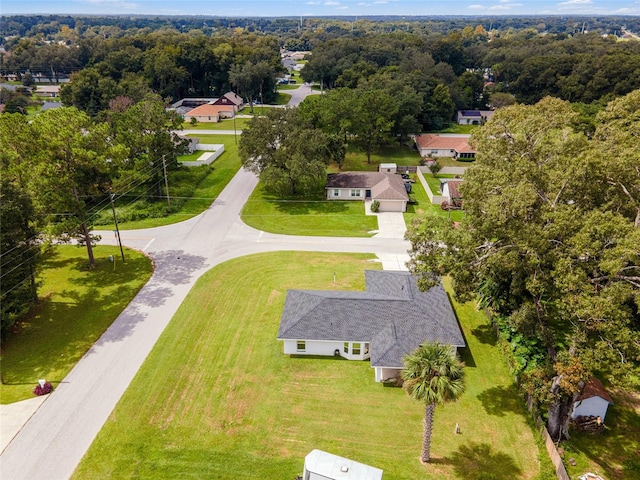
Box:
162, 154, 171, 210
110, 193, 125, 262
233, 112, 237, 145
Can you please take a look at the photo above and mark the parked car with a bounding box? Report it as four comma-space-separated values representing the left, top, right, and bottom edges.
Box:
400, 173, 416, 183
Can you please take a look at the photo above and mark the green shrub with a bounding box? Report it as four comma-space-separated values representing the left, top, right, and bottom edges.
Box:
370, 200, 380, 212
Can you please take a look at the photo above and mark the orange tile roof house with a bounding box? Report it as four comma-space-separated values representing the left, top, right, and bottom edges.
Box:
415, 134, 476, 160
326, 172, 409, 212
183, 103, 235, 123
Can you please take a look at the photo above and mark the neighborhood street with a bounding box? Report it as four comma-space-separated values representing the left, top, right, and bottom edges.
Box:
0, 166, 411, 480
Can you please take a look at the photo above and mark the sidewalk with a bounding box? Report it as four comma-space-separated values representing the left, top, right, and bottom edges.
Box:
0, 396, 48, 453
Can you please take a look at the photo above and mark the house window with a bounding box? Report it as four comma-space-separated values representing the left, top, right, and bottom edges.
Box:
297, 340, 306, 351
430, 150, 438, 155
344, 342, 349, 353
333, 189, 340, 197
350, 189, 361, 198
353, 343, 361, 355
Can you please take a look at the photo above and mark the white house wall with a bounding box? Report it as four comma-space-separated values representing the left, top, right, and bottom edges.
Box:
572, 396, 610, 420
375, 367, 402, 383
326, 188, 364, 200
282, 340, 370, 360
283, 339, 343, 357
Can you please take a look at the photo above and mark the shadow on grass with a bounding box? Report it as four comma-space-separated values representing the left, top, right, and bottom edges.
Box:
471, 322, 497, 346
272, 198, 351, 216
478, 384, 526, 418
445, 442, 523, 479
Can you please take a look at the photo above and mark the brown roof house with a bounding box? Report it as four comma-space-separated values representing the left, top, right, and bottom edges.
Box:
326, 172, 409, 212
572, 378, 614, 422
441, 179, 464, 209
212, 91, 244, 111
415, 134, 476, 160
277, 270, 465, 383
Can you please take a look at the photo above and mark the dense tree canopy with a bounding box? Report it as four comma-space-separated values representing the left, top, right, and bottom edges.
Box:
406, 92, 640, 440
239, 108, 344, 197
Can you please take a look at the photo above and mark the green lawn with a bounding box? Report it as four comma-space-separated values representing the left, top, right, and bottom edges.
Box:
0, 245, 153, 404
242, 184, 377, 237
97, 134, 242, 230
72, 252, 547, 479
436, 157, 476, 167
432, 124, 479, 134
424, 173, 457, 195
177, 151, 207, 162
274, 92, 292, 105
182, 117, 252, 130
335, 144, 421, 172
406, 178, 466, 225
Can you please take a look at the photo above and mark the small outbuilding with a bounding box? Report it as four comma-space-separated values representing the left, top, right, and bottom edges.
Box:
572, 378, 614, 422
303, 449, 383, 480
378, 163, 397, 174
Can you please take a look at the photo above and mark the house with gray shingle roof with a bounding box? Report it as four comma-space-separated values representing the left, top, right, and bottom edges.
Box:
326, 172, 408, 212
277, 270, 465, 382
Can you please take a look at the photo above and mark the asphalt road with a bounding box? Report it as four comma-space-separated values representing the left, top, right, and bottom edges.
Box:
0, 167, 410, 480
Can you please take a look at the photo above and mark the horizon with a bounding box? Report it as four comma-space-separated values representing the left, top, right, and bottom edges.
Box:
2, 1, 639, 18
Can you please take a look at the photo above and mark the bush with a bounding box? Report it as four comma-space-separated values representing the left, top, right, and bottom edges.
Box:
370, 200, 380, 212
33, 381, 53, 396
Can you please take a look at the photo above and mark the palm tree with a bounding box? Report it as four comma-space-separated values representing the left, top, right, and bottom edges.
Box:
401, 342, 465, 463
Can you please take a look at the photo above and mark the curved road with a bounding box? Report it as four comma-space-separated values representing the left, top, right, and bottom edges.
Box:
0, 167, 410, 480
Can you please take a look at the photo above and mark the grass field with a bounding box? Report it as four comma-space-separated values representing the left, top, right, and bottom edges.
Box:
72, 251, 548, 480
0, 245, 153, 404
99, 134, 241, 230
405, 176, 465, 224
335, 144, 422, 172
241, 184, 377, 236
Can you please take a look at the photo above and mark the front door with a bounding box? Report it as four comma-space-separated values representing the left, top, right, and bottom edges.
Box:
365, 189, 371, 198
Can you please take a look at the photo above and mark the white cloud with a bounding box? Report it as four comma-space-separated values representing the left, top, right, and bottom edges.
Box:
558, 0, 593, 5
324, 0, 340, 4
83, 0, 137, 9
468, 4, 485, 9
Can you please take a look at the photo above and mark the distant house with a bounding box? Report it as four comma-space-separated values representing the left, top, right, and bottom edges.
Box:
277, 270, 465, 383
169, 97, 217, 117
326, 172, 408, 212
35, 85, 60, 98
572, 378, 614, 422
456, 110, 494, 125
212, 91, 243, 111
183, 104, 235, 123
414, 134, 476, 160
303, 450, 383, 480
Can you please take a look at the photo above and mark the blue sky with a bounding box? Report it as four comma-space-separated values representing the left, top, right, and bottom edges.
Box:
1, 0, 638, 16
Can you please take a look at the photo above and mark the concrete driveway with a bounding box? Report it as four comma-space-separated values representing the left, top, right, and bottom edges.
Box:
0, 167, 411, 480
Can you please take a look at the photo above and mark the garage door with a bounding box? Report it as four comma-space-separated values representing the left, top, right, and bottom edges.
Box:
377, 200, 405, 212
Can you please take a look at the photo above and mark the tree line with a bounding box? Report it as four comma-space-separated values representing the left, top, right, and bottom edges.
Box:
0, 95, 184, 334
406, 90, 640, 441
